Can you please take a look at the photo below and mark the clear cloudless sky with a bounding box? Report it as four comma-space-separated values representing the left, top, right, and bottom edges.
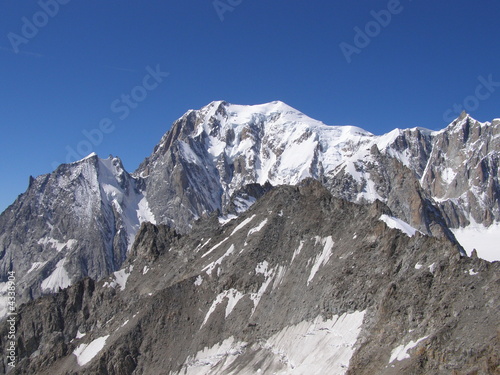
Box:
0, 0, 499, 212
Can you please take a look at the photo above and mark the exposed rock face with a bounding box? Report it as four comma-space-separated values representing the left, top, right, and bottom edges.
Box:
421, 113, 500, 228
0, 155, 154, 316
323, 144, 453, 239
1, 182, 498, 374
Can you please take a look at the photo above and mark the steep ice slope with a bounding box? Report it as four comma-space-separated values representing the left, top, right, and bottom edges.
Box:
97, 157, 155, 247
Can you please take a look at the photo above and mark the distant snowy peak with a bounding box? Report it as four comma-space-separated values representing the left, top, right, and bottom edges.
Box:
144, 100, 424, 190
55, 152, 155, 239
54, 153, 152, 231
192, 100, 373, 138
173, 100, 381, 190
135, 100, 499, 237
437, 110, 500, 137
195, 100, 325, 126
419, 111, 500, 234
0, 151, 155, 319
158, 102, 490, 184
162, 100, 437, 173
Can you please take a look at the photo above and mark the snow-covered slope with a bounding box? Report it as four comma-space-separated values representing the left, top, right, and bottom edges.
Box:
451, 221, 500, 262
98, 156, 155, 247
138, 100, 381, 205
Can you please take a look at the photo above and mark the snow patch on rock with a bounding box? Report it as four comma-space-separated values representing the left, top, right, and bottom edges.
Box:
176, 310, 365, 375
103, 265, 134, 290
379, 215, 418, 237
201, 289, 245, 327
389, 336, 429, 363
451, 222, 500, 262
231, 215, 256, 236
27, 261, 48, 274
194, 275, 203, 286
203, 245, 235, 276
247, 219, 268, 236
37, 238, 77, 252
73, 334, 110, 366
41, 258, 71, 292
307, 236, 335, 285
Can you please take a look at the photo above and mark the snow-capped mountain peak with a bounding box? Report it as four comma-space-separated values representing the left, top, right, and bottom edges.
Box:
133, 101, 499, 240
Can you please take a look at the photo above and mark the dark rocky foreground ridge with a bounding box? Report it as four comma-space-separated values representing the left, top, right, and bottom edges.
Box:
1, 181, 498, 374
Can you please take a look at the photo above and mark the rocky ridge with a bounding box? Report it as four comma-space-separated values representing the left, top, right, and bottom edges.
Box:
1, 181, 498, 374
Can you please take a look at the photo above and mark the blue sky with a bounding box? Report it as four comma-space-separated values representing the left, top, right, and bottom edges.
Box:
0, 0, 499, 212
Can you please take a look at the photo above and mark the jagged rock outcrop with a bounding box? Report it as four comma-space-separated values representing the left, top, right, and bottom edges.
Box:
421, 113, 500, 228
0, 155, 154, 317
129, 222, 180, 262
1, 182, 498, 374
